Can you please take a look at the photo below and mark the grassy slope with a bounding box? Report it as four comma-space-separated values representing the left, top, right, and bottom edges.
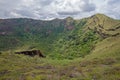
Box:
0, 14, 120, 80
0, 36, 120, 80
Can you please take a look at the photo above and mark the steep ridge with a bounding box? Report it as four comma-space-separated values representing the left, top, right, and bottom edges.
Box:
50, 14, 120, 59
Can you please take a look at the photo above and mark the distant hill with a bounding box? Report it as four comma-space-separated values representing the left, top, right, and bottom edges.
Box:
0, 13, 120, 59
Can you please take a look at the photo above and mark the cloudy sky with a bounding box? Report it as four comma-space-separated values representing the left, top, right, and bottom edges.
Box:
0, 0, 120, 20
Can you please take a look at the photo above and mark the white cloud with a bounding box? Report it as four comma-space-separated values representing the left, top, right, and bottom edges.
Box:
93, 0, 120, 19
0, 0, 22, 18
0, 0, 120, 19
104, 0, 120, 19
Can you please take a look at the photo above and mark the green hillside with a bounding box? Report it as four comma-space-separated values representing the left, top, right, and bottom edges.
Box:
0, 18, 66, 54
0, 13, 120, 80
50, 13, 120, 59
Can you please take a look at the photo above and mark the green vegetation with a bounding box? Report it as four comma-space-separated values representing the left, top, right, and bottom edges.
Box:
0, 13, 120, 80
51, 29, 99, 59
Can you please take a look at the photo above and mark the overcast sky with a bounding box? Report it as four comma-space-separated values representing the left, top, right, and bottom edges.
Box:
0, 0, 120, 20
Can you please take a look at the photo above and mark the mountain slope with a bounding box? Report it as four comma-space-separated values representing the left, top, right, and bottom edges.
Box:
0, 18, 67, 54
0, 13, 120, 59
50, 13, 120, 59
